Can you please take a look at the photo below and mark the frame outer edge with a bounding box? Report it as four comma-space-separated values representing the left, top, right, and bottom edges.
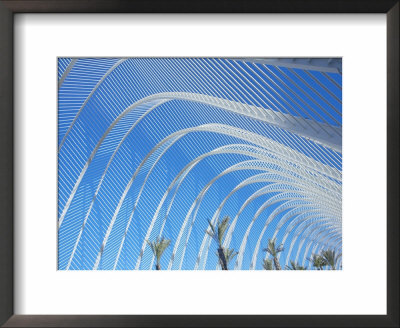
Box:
1, 0, 399, 327
0, 0, 398, 13
387, 2, 400, 326
0, 1, 14, 327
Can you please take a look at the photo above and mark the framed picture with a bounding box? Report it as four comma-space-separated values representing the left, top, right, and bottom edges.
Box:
57, 56, 344, 273
0, 1, 398, 327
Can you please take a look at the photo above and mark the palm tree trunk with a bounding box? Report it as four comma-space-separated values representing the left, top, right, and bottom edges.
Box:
218, 247, 228, 270
273, 257, 281, 270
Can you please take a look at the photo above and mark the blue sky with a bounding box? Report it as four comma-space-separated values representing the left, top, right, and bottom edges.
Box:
58, 58, 342, 270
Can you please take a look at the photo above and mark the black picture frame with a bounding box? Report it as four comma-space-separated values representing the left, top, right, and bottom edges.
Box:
0, 1, 398, 327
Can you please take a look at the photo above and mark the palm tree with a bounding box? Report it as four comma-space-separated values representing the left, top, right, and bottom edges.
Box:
286, 260, 306, 270
206, 216, 230, 270
216, 248, 238, 269
262, 258, 273, 270
321, 249, 340, 270
263, 238, 284, 270
308, 254, 327, 270
146, 237, 171, 270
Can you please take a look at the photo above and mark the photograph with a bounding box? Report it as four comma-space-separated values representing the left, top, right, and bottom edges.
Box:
1, 1, 397, 325
58, 57, 342, 271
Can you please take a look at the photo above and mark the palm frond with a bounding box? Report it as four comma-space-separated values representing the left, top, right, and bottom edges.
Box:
217, 216, 230, 246
207, 219, 215, 234
286, 260, 306, 270
205, 219, 218, 243
263, 238, 284, 258
262, 258, 273, 270
157, 238, 171, 255
146, 237, 171, 264
321, 249, 338, 269
224, 248, 238, 265
307, 253, 327, 270
206, 216, 230, 247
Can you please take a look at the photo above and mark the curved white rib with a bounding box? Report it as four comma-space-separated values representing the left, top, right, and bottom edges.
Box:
296, 225, 341, 264
59, 59, 342, 271
256, 210, 326, 269
175, 168, 339, 270
303, 235, 342, 268
146, 142, 338, 268
237, 196, 338, 270
66, 101, 169, 269
174, 180, 332, 270
198, 173, 339, 270
275, 209, 340, 259
90, 125, 340, 269
272, 213, 334, 265
292, 223, 341, 266
59, 59, 127, 151
102, 134, 333, 270
58, 58, 77, 89
170, 141, 341, 270
195, 159, 340, 270
59, 92, 341, 228
286, 220, 340, 267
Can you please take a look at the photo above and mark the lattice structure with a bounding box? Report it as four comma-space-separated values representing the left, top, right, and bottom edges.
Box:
58, 58, 342, 270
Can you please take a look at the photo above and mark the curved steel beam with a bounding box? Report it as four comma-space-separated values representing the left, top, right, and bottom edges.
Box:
174, 179, 336, 270
290, 222, 340, 267
59, 59, 127, 151
89, 127, 340, 269
58, 58, 77, 89
244, 198, 339, 270
59, 91, 342, 227
256, 210, 328, 269
179, 170, 339, 270
293, 223, 341, 266
236, 198, 321, 270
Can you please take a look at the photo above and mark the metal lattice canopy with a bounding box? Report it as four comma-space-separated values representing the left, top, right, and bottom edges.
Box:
58, 58, 342, 270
